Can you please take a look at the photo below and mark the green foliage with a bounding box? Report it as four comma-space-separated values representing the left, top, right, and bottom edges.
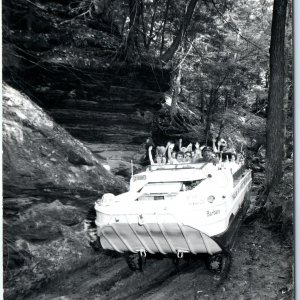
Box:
178, 0, 272, 113
99, 0, 275, 141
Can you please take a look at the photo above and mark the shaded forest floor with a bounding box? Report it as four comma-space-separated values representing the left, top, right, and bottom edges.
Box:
25, 217, 293, 300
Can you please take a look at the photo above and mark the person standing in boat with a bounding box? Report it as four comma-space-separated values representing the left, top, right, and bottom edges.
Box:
192, 142, 203, 161
157, 145, 167, 164
166, 143, 186, 164
167, 143, 178, 164
141, 137, 155, 166
148, 145, 167, 165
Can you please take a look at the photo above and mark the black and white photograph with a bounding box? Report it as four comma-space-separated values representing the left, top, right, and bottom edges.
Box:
2, 0, 294, 299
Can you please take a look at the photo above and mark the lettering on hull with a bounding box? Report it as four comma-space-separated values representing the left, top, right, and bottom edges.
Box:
207, 209, 220, 217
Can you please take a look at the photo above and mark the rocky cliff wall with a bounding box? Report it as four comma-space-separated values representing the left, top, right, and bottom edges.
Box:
3, 0, 170, 147
3, 83, 130, 299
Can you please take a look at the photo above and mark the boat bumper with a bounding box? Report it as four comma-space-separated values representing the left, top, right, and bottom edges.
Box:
97, 221, 223, 255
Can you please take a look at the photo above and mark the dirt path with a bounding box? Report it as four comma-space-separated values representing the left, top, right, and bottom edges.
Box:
25, 219, 293, 300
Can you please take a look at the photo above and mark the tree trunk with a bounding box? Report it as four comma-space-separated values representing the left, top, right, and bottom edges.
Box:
145, 0, 159, 50
125, 0, 141, 61
217, 119, 225, 143
171, 63, 182, 123
265, 70, 269, 88
199, 79, 204, 123
120, 13, 127, 36
282, 0, 292, 159
160, 0, 171, 56
161, 0, 198, 63
140, 0, 148, 48
265, 0, 288, 190
204, 88, 215, 144
224, 90, 229, 110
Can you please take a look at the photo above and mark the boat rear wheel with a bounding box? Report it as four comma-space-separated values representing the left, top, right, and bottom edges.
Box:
243, 191, 251, 213
205, 251, 231, 274
125, 253, 146, 271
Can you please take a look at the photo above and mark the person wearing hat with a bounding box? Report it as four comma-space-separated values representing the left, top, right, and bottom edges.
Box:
203, 146, 219, 163
193, 146, 219, 164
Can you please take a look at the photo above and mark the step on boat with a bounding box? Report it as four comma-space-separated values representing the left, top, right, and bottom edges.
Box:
95, 153, 252, 273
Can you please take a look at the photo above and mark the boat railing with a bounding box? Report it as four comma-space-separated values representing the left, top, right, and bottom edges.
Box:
148, 160, 245, 172
148, 163, 208, 171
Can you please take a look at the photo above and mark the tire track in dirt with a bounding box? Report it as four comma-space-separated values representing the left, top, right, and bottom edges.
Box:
100, 256, 225, 300
105, 260, 195, 300
119, 260, 204, 300
134, 260, 228, 300
25, 254, 133, 300
25, 250, 231, 300
94, 259, 180, 300
25, 222, 293, 300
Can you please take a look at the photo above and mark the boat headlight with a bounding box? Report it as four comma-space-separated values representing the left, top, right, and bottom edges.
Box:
207, 195, 215, 203
96, 193, 115, 206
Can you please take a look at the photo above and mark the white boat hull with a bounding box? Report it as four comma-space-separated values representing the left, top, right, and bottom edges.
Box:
95, 163, 252, 256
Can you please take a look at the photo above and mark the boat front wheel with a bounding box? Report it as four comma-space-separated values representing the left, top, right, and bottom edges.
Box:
125, 252, 146, 271
205, 251, 231, 275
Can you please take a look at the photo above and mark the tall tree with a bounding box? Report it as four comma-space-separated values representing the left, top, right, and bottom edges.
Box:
124, 0, 142, 61
161, 0, 198, 63
160, 0, 171, 56
265, 0, 288, 190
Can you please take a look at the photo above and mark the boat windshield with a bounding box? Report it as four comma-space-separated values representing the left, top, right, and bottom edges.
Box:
140, 182, 183, 194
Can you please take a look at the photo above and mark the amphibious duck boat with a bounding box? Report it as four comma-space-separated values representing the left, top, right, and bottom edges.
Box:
95, 155, 252, 272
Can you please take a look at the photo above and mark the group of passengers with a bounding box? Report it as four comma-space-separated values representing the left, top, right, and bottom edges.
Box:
146, 137, 236, 166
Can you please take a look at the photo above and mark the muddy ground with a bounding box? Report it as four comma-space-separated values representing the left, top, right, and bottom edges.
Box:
25, 218, 293, 300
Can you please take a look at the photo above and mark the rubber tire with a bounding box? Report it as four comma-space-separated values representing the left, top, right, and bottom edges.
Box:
125, 253, 146, 271
205, 251, 231, 275
242, 190, 251, 219
90, 237, 102, 252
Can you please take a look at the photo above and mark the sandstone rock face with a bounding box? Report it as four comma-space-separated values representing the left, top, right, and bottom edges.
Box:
3, 84, 128, 299
3, 0, 170, 179
3, 84, 127, 200
3, 0, 170, 145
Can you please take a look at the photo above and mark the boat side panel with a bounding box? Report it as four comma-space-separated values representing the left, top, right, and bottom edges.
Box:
227, 170, 252, 217
213, 190, 251, 249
